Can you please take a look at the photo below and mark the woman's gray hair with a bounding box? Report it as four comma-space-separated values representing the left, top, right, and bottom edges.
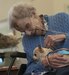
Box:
8, 3, 36, 28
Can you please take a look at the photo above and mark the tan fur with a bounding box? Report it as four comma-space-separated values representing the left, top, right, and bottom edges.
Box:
33, 47, 53, 61
33, 47, 69, 66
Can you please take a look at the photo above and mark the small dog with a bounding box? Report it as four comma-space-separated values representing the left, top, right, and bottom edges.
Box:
33, 46, 69, 66
33, 45, 53, 62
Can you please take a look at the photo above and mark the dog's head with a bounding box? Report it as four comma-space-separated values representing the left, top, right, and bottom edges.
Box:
33, 45, 44, 61
33, 45, 52, 61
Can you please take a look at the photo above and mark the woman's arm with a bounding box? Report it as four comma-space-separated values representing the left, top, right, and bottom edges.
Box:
44, 33, 66, 48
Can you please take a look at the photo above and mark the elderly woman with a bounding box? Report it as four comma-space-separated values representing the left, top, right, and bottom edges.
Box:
9, 3, 69, 75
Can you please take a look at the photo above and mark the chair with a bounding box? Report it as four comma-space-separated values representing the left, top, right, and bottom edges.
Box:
7, 52, 27, 75
17, 64, 27, 75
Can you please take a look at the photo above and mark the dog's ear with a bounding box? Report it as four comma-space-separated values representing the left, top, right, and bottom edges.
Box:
38, 44, 42, 49
38, 45, 44, 53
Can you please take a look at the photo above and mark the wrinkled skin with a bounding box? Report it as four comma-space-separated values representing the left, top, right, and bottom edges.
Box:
16, 16, 45, 36
44, 34, 66, 48
48, 53, 69, 68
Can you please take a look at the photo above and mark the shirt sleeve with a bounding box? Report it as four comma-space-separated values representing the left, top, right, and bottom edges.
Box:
62, 32, 69, 48
65, 32, 69, 39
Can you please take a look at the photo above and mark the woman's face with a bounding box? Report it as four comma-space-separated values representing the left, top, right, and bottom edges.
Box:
15, 16, 45, 36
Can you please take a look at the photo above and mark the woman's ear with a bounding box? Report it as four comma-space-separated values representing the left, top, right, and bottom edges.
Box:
39, 14, 43, 18
39, 14, 44, 24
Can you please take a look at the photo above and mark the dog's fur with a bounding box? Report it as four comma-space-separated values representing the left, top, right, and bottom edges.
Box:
33, 46, 69, 66
33, 45, 52, 61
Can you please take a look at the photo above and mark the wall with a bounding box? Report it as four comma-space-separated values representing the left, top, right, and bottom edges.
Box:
0, 0, 69, 21
53, 0, 69, 14
0, 0, 55, 21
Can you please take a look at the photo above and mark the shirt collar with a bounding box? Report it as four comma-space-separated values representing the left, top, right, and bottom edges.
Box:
43, 17, 48, 31
39, 14, 48, 31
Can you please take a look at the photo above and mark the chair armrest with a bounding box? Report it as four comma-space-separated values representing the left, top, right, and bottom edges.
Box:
10, 52, 26, 58
17, 64, 27, 75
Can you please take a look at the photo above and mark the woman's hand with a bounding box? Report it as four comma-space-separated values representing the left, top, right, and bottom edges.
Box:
47, 53, 68, 68
44, 34, 66, 48
41, 53, 69, 68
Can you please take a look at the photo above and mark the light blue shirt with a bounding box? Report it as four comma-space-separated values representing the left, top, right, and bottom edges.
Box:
22, 12, 69, 74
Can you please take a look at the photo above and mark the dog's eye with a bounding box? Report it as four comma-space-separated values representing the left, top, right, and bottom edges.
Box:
34, 54, 37, 56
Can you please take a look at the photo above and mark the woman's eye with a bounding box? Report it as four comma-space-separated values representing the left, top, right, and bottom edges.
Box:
25, 23, 30, 29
